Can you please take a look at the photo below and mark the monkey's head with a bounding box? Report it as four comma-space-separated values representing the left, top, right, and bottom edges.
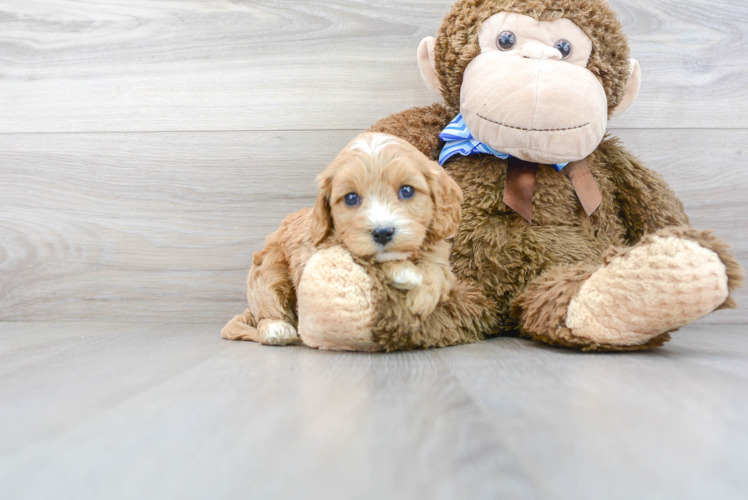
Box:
418, 0, 640, 164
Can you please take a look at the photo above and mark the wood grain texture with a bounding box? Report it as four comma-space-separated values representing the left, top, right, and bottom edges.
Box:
0, 130, 350, 321
1, 0, 747, 132
0, 129, 745, 323
0, 322, 747, 500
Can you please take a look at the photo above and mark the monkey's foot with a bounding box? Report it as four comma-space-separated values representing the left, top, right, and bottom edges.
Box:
297, 246, 382, 351
566, 228, 741, 347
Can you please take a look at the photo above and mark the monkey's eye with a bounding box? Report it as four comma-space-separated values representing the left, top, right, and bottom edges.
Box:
554, 39, 572, 59
497, 31, 517, 51
399, 185, 415, 200
344, 193, 360, 207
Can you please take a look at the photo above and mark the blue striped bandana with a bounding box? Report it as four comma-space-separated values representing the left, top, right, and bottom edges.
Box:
438, 114, 569, 171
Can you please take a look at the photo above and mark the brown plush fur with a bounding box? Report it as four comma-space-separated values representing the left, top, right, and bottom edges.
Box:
222, 133, 465, 345
351, 255, 494, 351
510, 225, 745, 351
369, 101, 743, 350
364, 0, 742, 351
510, 262, 597, 343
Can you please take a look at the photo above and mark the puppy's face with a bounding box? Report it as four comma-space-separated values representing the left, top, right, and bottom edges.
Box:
312, 133, 463, 262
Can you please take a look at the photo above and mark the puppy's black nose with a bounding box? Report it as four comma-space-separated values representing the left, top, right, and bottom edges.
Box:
372, 227, 395, 245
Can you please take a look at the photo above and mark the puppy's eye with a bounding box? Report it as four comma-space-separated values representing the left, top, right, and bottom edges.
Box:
554, 39, 572, 59
344, 193, 360, 207
399, 185, 415, 200
497, 31, 516, 51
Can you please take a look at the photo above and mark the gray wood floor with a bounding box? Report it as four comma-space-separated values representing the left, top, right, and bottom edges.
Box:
1, 322, 747, 500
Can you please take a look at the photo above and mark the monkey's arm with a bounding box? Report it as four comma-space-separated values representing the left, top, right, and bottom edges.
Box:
367, 103, 456, 161
599, 136, 689, 245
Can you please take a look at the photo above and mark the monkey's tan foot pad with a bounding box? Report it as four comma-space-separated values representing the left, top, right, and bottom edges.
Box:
566, 235, 729, 347
257, 320, 299, 346
297, 246, 382, 351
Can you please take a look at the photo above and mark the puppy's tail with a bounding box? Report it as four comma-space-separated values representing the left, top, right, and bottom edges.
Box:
221, 310, 260, 341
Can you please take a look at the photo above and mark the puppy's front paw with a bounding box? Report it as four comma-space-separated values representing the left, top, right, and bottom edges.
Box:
388, 265, 423, 291
257, 320, 299, 346
406, 287, 441, 317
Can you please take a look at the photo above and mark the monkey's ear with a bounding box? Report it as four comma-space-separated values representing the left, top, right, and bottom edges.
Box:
611, 59, 641, 118
418, 36, 441, 96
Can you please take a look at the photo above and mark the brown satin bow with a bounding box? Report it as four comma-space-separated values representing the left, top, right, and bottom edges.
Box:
503, 157, 602, 223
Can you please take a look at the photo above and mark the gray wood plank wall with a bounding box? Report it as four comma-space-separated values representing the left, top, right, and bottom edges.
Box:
1, 0, 747, 323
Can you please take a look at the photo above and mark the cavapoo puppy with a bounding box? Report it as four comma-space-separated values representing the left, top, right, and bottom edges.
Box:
221, 132, 463, 346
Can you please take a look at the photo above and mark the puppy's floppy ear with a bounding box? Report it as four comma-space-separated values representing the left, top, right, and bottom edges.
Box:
311, 168, 334, 246
424, 160, 463, 240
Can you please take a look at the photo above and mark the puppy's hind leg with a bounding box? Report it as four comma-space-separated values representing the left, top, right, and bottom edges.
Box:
222, 312, 299, 346
222, 239, 300, 346
221, 310, 263, 342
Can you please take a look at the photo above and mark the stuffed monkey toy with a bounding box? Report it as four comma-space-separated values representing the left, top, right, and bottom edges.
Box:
298, 0, 744, 351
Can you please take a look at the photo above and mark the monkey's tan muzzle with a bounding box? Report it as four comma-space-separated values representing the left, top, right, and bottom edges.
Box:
460, 52, 608, 164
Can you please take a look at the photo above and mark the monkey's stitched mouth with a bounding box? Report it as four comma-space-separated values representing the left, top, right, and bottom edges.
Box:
477, 114, 589, 132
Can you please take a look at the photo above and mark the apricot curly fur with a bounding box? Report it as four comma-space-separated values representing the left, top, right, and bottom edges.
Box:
224, 133, 463, 347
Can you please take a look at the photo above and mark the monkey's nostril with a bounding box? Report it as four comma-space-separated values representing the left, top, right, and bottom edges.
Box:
372, 227, 396, 245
